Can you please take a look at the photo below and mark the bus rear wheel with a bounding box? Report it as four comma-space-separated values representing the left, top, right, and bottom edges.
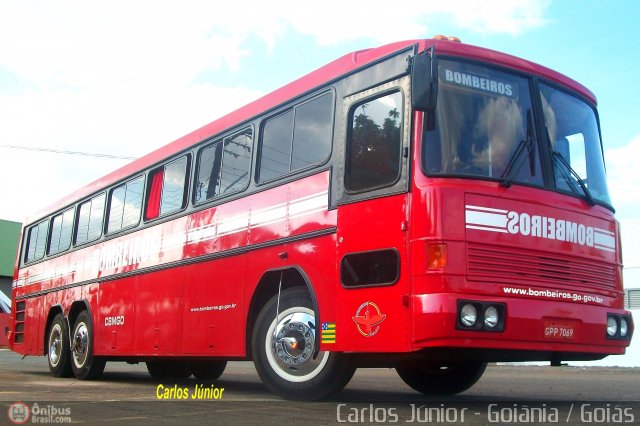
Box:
252, 287, 355, 400
47, 313, 72, 377
70, 310, 106, 380
396, 360, 487, 395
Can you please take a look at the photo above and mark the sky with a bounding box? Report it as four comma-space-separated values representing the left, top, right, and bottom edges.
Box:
1, 0, 639, 279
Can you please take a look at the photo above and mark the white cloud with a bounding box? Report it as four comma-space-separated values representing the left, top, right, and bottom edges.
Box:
0, 83, 262, 222
0, 0, 550, 223
606, 135, 640, 269
0, 1, 550, 90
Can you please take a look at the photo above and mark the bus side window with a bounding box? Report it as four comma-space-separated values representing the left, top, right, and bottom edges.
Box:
346, 91, 403, 193
48, 208, 74, 255
258, 91, 333, 182
107, 176, 144, 234
25, 220, 49, 263
194, 128, 253, 204
75, 193, 106, 245
146, 156, 189, 220
75, 194, 106, 245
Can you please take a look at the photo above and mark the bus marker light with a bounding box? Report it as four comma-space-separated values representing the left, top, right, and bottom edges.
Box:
427, 243, 447, 269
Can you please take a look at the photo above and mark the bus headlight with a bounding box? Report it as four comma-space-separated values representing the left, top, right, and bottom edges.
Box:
606, 316, 618, 337
460, 304, 477, 327
620, 317, 629, 337
484, 306, 499, 329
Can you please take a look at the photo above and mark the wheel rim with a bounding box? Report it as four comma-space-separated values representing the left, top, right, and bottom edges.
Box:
72, 322, 89, 368
49, 323, 63, 367
264, 306, 329, 382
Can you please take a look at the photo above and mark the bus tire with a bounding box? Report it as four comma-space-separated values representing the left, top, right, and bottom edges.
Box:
190, 360, 227, 380
396, 360, 487, 395
146, 361, 192, 380
251, 287, 355, 400
70, 310, 106, 380
47, 313, 72, 377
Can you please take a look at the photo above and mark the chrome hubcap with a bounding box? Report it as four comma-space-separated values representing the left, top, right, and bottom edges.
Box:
266, 307, 329, 382
49, 324, 63, 366
72, 322, 88, 368
274, 314, 315, 366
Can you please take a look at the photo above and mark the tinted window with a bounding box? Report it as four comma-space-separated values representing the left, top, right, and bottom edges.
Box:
107, 176, 144, 233
48, 208, 74, 255
259, 110, 294, 181
346, 91, 403, 192
160, 157, 188, 215
291, 92, 333, 169
341, 249, 400, 287
258, 92, 333, 182
26, 220, 49, 262
195, 128, 252, 204
219, 130, 252, 195
76, 193, 105, 245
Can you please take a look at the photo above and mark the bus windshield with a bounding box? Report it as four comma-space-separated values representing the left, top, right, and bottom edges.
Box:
540, 83, 612, 206
423, 59, 543, 186
422, 59, 612, 207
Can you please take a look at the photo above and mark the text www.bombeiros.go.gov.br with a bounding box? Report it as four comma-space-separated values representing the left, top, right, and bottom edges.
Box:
502, 286, 605, 304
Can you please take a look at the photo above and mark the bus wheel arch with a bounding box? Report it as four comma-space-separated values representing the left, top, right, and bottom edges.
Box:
246, 266, 319, 358
250, 286, 355, 400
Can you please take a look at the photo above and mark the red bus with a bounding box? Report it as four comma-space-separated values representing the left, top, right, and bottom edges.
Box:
9, 36, 633, 400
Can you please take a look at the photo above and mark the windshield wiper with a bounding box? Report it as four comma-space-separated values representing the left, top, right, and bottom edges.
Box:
551, 150, 596, 206
500, 109, 536, 188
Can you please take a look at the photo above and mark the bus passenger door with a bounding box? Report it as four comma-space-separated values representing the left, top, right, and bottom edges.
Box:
334, 76, 412, 353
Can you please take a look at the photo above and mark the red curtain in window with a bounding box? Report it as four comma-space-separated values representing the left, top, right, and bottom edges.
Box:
146, 169, 164, 220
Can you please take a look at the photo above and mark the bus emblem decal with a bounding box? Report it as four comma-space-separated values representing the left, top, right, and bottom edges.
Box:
352, 302, 386, 337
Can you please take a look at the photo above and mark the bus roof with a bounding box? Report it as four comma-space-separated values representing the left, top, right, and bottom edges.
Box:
27, 38, 596, 224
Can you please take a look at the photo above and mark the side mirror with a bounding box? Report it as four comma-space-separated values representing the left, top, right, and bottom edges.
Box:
411, 52, 438, 112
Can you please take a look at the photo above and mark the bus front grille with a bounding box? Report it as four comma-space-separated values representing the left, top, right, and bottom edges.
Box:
467, 243, 616, 290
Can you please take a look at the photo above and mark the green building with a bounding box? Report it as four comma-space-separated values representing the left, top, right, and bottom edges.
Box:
0, 219, 21, 299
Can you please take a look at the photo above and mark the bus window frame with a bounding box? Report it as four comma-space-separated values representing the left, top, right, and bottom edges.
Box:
47, 207, 75, 256
344, 88, 405, 195
105, 174, 146, 236
73, 191, 107, 248
24, 219, 50, 264
144, 154, 192, 223
193, 126, 254, 207
255, 89, 336, 186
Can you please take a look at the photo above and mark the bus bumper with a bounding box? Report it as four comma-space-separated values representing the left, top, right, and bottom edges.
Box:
411, 293, 633, 359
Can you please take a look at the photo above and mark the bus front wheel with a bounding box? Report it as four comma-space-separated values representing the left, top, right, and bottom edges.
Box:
70, 310, 106, 380
190, 360, 227, 380
252, 287, 355, 400
47, 313, 72, 377
396, 360, 487, 395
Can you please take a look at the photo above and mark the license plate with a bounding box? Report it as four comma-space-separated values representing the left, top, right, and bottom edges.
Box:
543, 320, 576, 340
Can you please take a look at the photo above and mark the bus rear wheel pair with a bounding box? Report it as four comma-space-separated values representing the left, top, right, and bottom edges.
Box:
47, 311, 105, 380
